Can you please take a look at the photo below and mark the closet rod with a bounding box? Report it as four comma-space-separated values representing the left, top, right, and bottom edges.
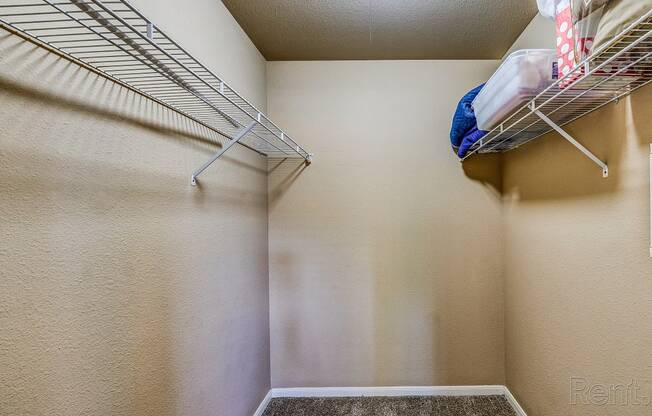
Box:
0, 0, 313, 183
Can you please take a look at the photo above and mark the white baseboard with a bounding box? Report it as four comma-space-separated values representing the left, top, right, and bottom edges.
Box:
252, 390, 273, 416
270, 385, 506, 398
254, 385, 527, 416
503, 386, 528, 416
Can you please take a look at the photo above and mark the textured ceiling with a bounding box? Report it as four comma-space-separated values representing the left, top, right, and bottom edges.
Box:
222, 0, 539, 60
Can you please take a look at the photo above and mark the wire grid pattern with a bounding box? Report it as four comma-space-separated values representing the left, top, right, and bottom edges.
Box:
463, 9, 652, 158
0, 0, 310, 159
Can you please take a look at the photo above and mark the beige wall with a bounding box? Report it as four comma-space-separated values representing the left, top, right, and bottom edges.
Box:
501, 12, 652, 416
503, 13, 555, 58
266, 60, 505, 388
5, 2, 649, 414
503, 84, 652, 416
0, 1, 270, 416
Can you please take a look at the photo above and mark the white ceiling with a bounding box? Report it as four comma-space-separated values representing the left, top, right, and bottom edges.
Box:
222, 0, 539, 60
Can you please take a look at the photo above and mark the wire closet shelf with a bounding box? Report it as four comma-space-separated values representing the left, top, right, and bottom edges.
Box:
462, 9, 652, 164
0, 0, 312, 183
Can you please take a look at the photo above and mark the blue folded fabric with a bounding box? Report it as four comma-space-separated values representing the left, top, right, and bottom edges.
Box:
450, 84, 484, 147
450, 84, 487, 158
458, 126, 487, 158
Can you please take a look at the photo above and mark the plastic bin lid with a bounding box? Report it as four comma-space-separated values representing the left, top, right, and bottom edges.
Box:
473, 49, 557, 106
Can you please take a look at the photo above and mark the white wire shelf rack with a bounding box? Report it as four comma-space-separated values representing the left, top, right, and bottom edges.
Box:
0, 0, 312, 184
462, 9, 652, 177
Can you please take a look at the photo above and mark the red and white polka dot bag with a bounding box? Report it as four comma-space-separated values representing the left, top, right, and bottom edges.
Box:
556, 0, 593, 87
555, 0, 641, 89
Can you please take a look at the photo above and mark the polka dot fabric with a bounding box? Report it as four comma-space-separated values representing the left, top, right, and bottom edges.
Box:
556, 3, 586, 87
555, 1, 641, 88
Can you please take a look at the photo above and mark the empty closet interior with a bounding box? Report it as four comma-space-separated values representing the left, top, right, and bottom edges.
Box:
1, 1, 651, 416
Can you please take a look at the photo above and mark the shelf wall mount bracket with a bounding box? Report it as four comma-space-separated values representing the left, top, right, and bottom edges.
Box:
534, 109, 609, 178
191, 121, 258, 186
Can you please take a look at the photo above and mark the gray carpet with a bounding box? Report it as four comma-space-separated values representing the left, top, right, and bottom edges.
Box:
261, 396, 516, 416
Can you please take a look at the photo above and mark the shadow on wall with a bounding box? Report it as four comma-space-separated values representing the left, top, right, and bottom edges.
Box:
500, 84, 652, 201
0, 29, 268, 415
462, 153, 503, 195
268, 157, 309, 210
0, 38, 184, 415
631, 86, 652, 147
461, 84, 652, 202
0, 41, 267, 205
0, 31, 266, 178
495, 86, 652, 416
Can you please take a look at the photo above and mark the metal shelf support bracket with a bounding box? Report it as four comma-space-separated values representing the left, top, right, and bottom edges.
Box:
191, 121, 258, 186
534, 110, 609, 178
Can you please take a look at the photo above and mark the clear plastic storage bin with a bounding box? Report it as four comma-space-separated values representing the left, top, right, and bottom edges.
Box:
473, 49, 557, 131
